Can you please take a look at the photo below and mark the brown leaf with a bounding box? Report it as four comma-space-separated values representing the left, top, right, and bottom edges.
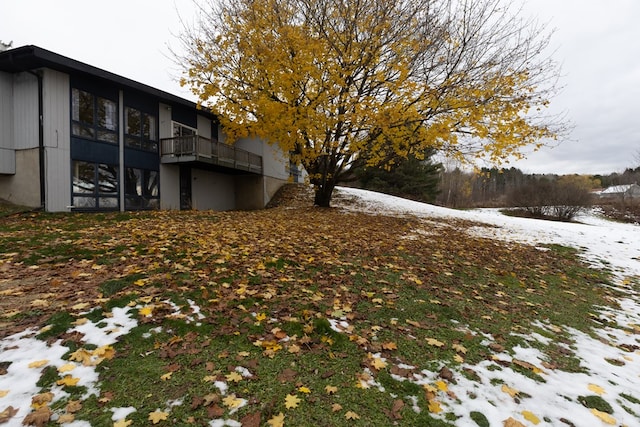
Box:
207, 404, 225, 418
0, 406, 18, 423
277, 368, 297, 383
22, 407, 52, 427
240, 411, 261, 427
65, 400, 82, 413
439, 366, 454, 381
503, 417, 526, 427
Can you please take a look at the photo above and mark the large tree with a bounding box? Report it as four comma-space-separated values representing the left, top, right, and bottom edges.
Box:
177, 0, 564, 207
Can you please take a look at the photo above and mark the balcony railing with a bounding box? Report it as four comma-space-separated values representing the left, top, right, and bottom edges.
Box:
160, 136, 263, 174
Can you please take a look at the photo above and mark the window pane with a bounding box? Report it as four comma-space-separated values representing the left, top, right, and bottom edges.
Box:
72, 89, 94, 125
125, 168, 142, 197
98, 197, 118, 208
98, 130, 117, 143
73, 196, 96, 208
145, 170, 159, 197
126, 107, 141, 136
97, 164, 118, 195
143, 114, 157, 141
73, 161, 95, 194
98, 98, 117, 130
72, 123, 95, 139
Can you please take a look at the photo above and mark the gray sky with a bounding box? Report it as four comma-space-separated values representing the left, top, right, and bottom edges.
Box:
2, 0, 639, 175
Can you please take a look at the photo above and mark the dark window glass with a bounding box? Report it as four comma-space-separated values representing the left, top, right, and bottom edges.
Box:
72, 160, 119, 210
125, 107, 157, 152
125, 167, 160, 210
71, 88, 117, 144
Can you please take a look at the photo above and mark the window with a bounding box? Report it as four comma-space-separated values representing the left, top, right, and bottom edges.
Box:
125, 107, 158, 152
72, 88, 118, 143
72, 161, 119, 209
125, 167, 159, 210
172, 121, 197, 137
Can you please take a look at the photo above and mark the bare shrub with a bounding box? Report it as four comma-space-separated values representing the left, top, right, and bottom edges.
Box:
507, 179, 593, 221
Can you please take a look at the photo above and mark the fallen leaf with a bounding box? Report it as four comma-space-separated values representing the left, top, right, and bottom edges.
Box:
521, 410, 540, 425
382, 341, 398, 350
332, 403, 343, 412
148, 410, 169, 424
325, 385, 338, 395
503, 417, 526, 427
160, 372, 172, 381
345, 411, 360, 420
23, 407, 52, 426
501, 384, 519, 398
428, 400, 443, 413
0, 406, 18, 423
57, 363, 76, 373
222, 394, 244, 409
285, 394, 301, 409
240, 411, 261, 427
65, 400, 82, 413
298, 386, 311, 394
28, 360, 49, 369
113, 419, 133, 427
590, 408, 616, 425
452, 343, 467, 354
58, 413, 75, 423
57, 376, 80, 387
31, 392, 54, 409
587, 383, 606, 395
371, 356, 387, 370
267, 412, 285, 427
426, 338, 445, 347
0, 390, 8, 398
226, 371, 243, 383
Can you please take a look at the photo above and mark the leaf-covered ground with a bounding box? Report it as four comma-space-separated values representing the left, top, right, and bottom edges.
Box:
0, 186, 638, 426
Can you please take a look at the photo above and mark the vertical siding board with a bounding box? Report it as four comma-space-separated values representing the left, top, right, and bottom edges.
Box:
42, 69, 71, 212
12, 72, 39, 150
0, 71, 15, 173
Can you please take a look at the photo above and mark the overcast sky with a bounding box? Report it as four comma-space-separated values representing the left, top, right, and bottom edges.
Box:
2, 0, 639, 175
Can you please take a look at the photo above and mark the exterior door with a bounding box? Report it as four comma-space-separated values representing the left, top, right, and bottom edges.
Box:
179, 165, 192, 210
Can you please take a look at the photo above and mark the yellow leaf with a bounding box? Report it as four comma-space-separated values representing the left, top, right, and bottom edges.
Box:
345, 411, 360, 420
58, 413, 75, 423
114, 419, 133, 427
69, 349, 93, 366
332, 403, 343, 412
222, 394, 244, 409
288, 344, 301, 354
57, 363, 76, 373
255, 312, 267, 322
371, 357, 387, 370
428, 400, 443, 413
588, 383, 606, 395
453, 354, 464, 363
452, 343, 467, 354
501, 384, 519, 398
28, 360, 49, 369
267, 412, 285, 427
382, 341, 398, 350
203, 375, 216, 383
0, 390, 8, 398
72, 318, 88, 326
426, 338, 445, 348
435, 380, 448, 392
226, 371, 243, 383
148, 410, 168, 424
94, 345, 115, 360
139, 306, 153, 317
590, 408, 616, 425
285, 394, 301, 409
160, 372, 172, 381
423, 384, 438, 394
325, 385, 338, 395
298, 386, 311, 394
56, 376, 80, 387
521, 410, 540, 425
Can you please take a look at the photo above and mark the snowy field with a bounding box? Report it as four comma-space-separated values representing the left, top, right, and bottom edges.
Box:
1, 187, 639, 426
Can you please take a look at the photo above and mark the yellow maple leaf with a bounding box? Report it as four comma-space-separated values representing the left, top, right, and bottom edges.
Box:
160, 372, 172, 381
521, 410, 540, 425
590, 408, 616, 425
57, 376, 80, 387
0, 390, 8, 398
382, 341, 398, 350
435, 380, 448, 392
452, 343, 467, 354
93, 345, 115, 360
222, 394, 243, 409
267, 412, 285, 427
226, 371, 243, 383
139, 306, 153, 317
588, 383, 606, 395
69, 348, 93, 366
148, 410, 168, 424
57, 413, 75, 423
113, 419, 133, 427
501, 384, 519, 398
28, 360, 49, 369
453, 354, 464, 363
288, 344, 301, 354
298, 386, 311, 394
255, 312, 267, 322
428, 400, 443, 413
426, 338, 445, 347
57, 363, 76, 373
284, 394, 301, 409
345, 411, 360, 420
371, 356, 387, 370
325, 385, 338, 395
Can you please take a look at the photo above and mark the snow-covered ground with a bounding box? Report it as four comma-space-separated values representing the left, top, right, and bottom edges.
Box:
1, 187, 639, 426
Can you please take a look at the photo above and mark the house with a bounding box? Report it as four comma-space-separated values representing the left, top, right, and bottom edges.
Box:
0, 45, 296, 212
598, 184, 640, 202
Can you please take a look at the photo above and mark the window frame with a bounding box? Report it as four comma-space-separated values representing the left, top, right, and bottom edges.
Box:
125, 106, 158, 152
71, 88, 118, 144
124, 167, 160, 210
71, 160, 120, 211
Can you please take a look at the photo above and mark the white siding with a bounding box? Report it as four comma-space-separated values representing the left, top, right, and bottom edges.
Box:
159, 103, 172, 139
0, 72, 13, 151
197, 114, 212, 139
42, 69, 71, 212
159, 164, 180, 210
12, 72, 39, 150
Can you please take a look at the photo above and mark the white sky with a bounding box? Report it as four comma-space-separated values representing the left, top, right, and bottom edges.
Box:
1, 0, 639, 175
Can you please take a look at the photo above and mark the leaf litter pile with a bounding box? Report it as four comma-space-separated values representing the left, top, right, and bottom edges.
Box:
1, 186, 639, 426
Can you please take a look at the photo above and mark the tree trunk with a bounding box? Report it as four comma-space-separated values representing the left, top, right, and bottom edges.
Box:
314, 183, 335, 207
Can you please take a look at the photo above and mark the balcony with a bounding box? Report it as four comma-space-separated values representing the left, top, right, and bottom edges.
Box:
160, 136, 262, 174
